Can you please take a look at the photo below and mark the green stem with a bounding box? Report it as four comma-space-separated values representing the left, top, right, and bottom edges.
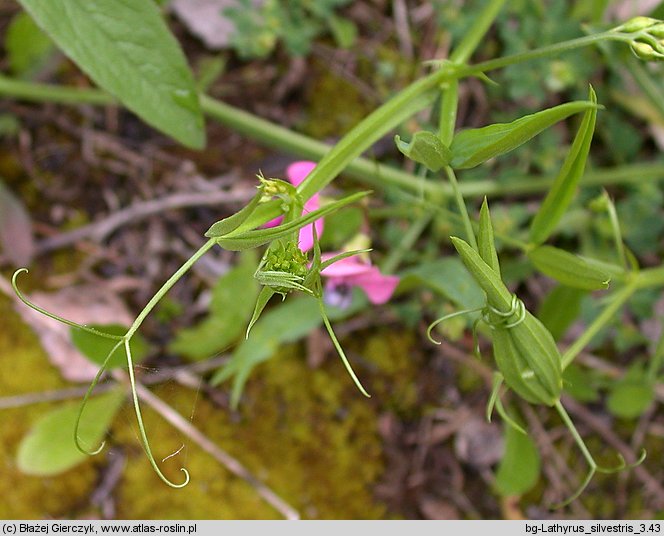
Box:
125, 238, 216, 338
460, 31, 631, 77
380, 212, 432, 274
444, 166, 478, 251
449, 0, 507, 64
561, 282, 637, 369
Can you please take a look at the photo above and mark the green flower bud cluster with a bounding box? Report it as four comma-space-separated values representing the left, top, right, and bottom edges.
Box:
612, 16, 664, 61
255, 240, 310, 295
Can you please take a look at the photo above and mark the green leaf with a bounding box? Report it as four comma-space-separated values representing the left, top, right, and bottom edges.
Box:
563, 363, 600, 403
529, 86, 598, 245
5, 11, 56, 79
606, 365, 655, 420
17, 390, 125, 476
449, 100, 599, 169
527, 245, 611, 291
394, 131, 451, 171
70, 324, 148, 369
494, 422, 541, 497
169, 251, 259, 360
18, 0, 205, 149
537, 285, 586, 341
327, 15, 357, 49
399, 258, 485, 310
204, 190, 262, 238
216, 191, 369, 251
478, 197, 500, 276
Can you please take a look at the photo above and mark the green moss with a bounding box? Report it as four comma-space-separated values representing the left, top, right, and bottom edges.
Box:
300, 63, 373, 140
0, 296, 97, 519
114, 342, 387, 519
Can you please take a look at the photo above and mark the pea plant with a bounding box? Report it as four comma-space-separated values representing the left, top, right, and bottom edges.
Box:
2, 0, 664, 513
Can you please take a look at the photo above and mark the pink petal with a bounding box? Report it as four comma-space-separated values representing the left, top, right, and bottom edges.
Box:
346, 268, 400, 304
287, 161, 317, 186
320, 253, 373, 278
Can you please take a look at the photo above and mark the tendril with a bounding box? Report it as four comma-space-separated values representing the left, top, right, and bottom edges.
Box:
123, 338, 190, 488
552, 401, 647, 509
426, 307, 483, 345
75, 338, 124, 455
12, 269, 124, 341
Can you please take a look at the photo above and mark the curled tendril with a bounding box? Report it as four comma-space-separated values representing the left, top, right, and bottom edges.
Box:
426, 293, 525, 346
552, 401, 647, 509
426, 307, 483, 345
482, 294, 526, 330
12, 269, 124, 341
11, 268, 190, 489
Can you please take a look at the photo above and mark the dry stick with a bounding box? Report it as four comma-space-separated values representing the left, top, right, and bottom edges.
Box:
562, 395, 664, 508
0, 356, 229, 410
34, 189, 255, 255
126, 376, 300, 520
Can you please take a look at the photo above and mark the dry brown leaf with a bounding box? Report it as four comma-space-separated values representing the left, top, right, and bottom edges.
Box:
14, 284, 134, 383
170, 0, 264, 50
453, 417, 503, 469
0, 180, 34, 267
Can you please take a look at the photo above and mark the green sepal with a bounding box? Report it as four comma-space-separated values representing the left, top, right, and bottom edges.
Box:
246, 286, 277, 339
529, 86, 598, 245
204, 189, 263, 238
394, 131, 451, 171
216, 191, 370, 250
449, 236, 512, 309
527, 245, 611, 291
449, 100, 601, 169
477, 198, 500, 277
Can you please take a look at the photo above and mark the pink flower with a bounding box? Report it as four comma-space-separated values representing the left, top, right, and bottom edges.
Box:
320, 253, 400, 307
263, 161, 323, 252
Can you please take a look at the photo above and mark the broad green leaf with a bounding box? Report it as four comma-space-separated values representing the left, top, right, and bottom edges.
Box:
399, 258, 485, 310
494, 422, 541, 496
449, 100, 599, 169
394, 131, 451, 171
5, 11, 56, 79
169, 251, 259, 360
216, 191, 369, 250
17, 390, 125, 476
212, 293, 364, 408
606, 364, 655, 420
70, 324, 148, 369
563, 363, 600, 403
204, 190, 262, 238
18, 0, 205, 149
529, 87, 598, 245
537, 285, 586, 341
478, 198, 500, 276
527, 245, 610, 291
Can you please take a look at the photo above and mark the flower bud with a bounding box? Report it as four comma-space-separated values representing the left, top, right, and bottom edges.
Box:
630, 41, 662, 61
617, 16, 659, 33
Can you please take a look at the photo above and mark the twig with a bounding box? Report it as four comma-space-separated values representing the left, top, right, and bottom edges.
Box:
0, 356, 229, 410
33, 188, 254, 255
129, 377, 301, 520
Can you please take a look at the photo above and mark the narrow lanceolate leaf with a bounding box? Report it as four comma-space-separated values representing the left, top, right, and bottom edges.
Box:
17, 390, 125, 476
394, 131, 451, 171
527, 245, 610, 290
450, 236, 512, 310
204, 190, 262, 238
216, 191, 370, 251
529, 86, 599, 245
18, 0, 205, 149
449, 100, 600, 169
477, 198, 500, 276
